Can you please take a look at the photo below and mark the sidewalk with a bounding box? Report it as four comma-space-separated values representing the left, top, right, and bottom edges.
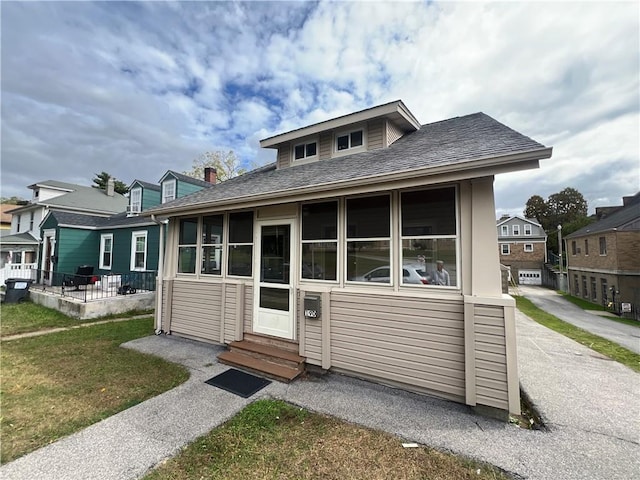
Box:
1, 312, 638, 480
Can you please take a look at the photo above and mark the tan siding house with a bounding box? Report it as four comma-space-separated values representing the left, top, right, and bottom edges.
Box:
146, 100, 552, 417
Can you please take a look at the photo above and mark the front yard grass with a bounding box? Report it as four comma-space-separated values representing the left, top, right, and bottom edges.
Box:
1, 317, 189, 463
515, 296, 640, 372
145, 399, 511, 480
0, 301, 154, 337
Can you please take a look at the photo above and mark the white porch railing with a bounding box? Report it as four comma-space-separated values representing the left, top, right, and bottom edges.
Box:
0, 263, 38, 286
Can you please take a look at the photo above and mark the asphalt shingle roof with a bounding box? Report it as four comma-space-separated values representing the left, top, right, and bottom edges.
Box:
49, 211, 157, 229
566, 199, 640, 238
146, 112, 549, 215
164, 170, 215, 189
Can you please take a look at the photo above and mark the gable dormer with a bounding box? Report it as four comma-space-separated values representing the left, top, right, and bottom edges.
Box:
127, 180, 161, 215
260, 100, 420, 169
158, 170, 214, 204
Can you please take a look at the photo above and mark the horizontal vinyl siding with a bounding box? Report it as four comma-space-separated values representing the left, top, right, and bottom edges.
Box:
474, 304, 508, 410
170, 280, 222, 343
367, 119, 384, 150
330, 292, 465, 402
319, 132, 332, 160
224, 283, 237, 343
277, 144, 290, 169
243, 284, 253, 333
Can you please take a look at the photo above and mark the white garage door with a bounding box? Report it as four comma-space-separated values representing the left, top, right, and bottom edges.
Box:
519, 270, 542, 285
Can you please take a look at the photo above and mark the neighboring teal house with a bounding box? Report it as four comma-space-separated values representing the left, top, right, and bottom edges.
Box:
39, 170, 215, 286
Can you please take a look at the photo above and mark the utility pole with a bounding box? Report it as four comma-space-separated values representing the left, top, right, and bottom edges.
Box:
557, 225, 563, 273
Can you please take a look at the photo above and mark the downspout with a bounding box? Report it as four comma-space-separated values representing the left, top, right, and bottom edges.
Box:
151, 214, 167, 334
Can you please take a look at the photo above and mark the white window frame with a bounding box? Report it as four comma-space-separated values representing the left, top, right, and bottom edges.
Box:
501, 244, 510, 255
16, 214, 21, 233
162, 179, 176, 204
524, 224, 532, 235
29, 211, 35, 231
100, 234, 114, 270
292, 137, 319, 165
501, 225, 509, 236
524, 243, 534, 252
129, 187, 142, 214
345, 194, 392, 285
130, 231, 148, 271
333, 126, 366, 158
512, 225, 520, 236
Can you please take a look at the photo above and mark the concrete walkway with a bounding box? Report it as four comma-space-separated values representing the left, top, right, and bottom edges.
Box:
518, 285, 640, 353
1, 312, 639, 480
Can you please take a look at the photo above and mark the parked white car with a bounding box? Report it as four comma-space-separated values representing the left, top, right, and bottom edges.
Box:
357, 265, 429, 284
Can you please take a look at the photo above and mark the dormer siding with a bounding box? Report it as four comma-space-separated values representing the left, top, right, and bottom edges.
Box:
275, 118, 398, 170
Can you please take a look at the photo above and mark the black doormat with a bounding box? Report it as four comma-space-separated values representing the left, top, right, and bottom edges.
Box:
205, 368, 271, 398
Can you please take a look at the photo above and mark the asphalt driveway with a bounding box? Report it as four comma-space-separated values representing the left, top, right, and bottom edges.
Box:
518, 285, 640, 353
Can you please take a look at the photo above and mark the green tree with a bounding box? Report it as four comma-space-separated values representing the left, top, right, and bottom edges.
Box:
183, 151, 246, 183
524, 187, 592, 254
0, 196, 26, 205
92, 172, 128, 194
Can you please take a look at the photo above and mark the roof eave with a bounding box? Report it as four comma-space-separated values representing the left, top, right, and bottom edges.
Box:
144, 147, 552, 218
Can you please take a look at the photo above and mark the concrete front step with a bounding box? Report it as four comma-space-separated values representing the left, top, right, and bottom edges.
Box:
218, 350, 303, 382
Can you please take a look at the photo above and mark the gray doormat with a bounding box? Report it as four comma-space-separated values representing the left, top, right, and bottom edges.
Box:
205, 368, 271, 398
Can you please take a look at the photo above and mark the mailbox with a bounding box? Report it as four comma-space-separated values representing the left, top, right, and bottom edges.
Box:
304, 295, 321, 319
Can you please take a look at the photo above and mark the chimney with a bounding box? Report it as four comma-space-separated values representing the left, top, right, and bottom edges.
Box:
106, 177, 115, 197
204, 167, 217, 184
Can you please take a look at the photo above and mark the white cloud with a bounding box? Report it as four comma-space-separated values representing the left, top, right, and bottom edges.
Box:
1, 0, 638, 216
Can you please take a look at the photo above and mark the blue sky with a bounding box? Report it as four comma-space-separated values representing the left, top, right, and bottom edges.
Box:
1, 1, 638, 215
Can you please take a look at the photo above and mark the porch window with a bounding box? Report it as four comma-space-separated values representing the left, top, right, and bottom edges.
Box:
131, 231, 147, 271
346, 195, 390, 283
130, 188, 141, 214
201, 215, 223, 275
100, 234, 113, 269
178, 218, 198, 274
301, 201, 337, 281
228, 211, 253, 277
162, 179, 176, 203
401, 187, 457, 287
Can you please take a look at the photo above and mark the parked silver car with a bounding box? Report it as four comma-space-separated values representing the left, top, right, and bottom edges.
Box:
357, 265, 429, 284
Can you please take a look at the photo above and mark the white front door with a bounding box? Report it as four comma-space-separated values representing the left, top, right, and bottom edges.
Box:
41, 229, 56, 286
253, 220, 295, 339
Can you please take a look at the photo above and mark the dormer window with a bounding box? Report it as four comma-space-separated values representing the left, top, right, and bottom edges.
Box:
129, 187, 141, 214
162, 179, 176, 203
337, 129, 363, 151
292, 139, 318, 164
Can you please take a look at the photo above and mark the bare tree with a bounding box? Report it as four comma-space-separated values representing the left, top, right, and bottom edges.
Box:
183, 151, 246, 183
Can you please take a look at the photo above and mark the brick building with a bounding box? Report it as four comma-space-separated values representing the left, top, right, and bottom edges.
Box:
565, 193, 640, 317
497, 215, 547, 285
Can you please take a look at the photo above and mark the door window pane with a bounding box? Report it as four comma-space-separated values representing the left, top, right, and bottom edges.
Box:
261, 225, 290, 284
260, 287, 289, 311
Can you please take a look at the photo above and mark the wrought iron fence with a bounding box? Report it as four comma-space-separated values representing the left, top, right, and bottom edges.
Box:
29, 269, 157, 303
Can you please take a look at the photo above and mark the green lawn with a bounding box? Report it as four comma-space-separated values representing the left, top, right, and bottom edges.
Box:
0, 301, 154, 337
516, 296, 640, 372
558, 292, 639, 328
145, 399, 511, 480
1, 317, 189, 462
